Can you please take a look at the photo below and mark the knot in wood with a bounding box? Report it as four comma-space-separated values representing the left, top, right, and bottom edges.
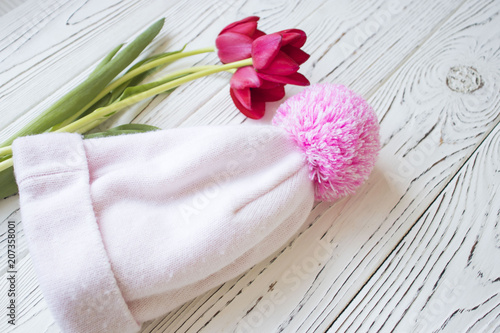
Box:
446, 65, 483, 93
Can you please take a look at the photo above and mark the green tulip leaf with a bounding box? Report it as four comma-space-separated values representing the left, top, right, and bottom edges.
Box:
108, 44, 188, 105
89, 43, 124, 78
0, 167, 17, 199
83, 124, 160, 139
0, 18, 165, 148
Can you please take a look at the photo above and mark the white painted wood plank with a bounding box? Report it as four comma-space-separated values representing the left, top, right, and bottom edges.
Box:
148, 0, 499, 332
0, 0, 468, 330
0, 0, 330, 331
134, 0, 467, 129
0, 0, 247, 139
332, 122, 500, 332
0, 0, 27, 17
1, 0, 499, 332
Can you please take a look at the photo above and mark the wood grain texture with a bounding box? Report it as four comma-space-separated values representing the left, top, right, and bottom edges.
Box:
0, 0, 27, 17
331, 122, 500, 332
148, 0, 499, 332
0, 0, 243, 138
0, 0, 499, 332
134, 0, 467, 129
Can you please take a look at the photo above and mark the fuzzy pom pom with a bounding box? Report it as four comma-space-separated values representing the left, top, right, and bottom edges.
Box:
273, 83, 380, 201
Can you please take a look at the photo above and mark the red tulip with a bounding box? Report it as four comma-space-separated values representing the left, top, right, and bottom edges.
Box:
216, 16, 266, 64
251, 30, 310, 85
229, 66, 285, 119
217, 18, 311, 119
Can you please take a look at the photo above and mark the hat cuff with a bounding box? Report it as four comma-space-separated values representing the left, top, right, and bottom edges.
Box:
12, 133, 140, 333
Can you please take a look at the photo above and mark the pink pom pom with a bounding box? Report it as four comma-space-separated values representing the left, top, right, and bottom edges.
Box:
273, 83, 380, 201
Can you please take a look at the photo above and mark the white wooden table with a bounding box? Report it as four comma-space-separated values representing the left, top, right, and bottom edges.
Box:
1, 0, 499, 332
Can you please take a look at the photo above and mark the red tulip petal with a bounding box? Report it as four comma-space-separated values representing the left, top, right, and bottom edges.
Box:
252, 34, 282, 69
278, 29, 307, 47
230, 88, 265, 119
226, 21, 257, 37
251, 29, 266, 39
247, 100, 266, 119
257, 72, 310, 86
216, 32, 253, 63
259, 80, 282, 89
230, 66, 262, 89
281, 45, 310, 65
257, 51, 299, 76
231, 87, 252, 110
253, 85, 286, 102
219, 16, 259, 35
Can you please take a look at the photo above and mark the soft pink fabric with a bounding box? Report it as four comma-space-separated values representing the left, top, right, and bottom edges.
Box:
273, 83, 380, 201
12, 126, 314, 333
12, 134, 141, 333
12, 83, 379, 333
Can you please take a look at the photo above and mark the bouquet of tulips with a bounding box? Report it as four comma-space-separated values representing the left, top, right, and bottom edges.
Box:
0, 16, 310, 198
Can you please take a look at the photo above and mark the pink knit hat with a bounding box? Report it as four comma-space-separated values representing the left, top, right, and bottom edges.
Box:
12, 84, 379, 333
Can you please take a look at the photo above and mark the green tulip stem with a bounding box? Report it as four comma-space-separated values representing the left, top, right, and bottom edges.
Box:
58, 47, 216, 127
57, 58, 253, 134
73, 64, 222, 134
0, 18, 166, 148
0, 146, 12, 157
0, 57, 253, 174
0, 158, 13, 172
